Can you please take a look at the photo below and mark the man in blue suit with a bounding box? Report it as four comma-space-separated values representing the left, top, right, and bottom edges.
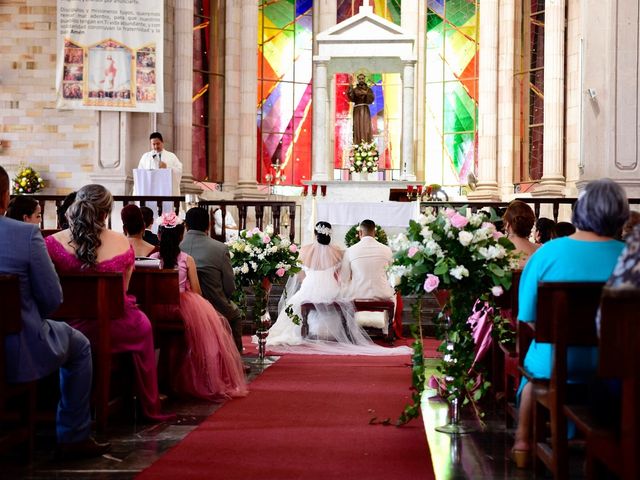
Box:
0, 166, 109, 459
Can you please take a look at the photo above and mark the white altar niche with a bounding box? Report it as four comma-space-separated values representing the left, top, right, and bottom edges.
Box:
311, 0, 417, 183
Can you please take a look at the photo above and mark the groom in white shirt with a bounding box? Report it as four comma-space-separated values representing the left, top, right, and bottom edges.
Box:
340, 219, 395, 301
134, 131, 183, 198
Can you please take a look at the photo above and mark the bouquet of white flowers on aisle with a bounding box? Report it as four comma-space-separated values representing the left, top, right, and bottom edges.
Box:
349, 141, 379, 173
228, 225, 302, 328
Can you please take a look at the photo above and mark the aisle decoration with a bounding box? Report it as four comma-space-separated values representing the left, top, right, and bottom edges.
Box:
228, 226, 301, 361
389, 207, 517, 430
349, 141, 379, 175
344, 223, 388, 247
12, 165, 45, 194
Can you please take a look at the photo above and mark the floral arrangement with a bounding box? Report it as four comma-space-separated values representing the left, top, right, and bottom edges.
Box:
12, 165, 45, 194
388, 206, 517, 424
349, 141, 379, 173
344, 223, 388, 247
228, 225, 302, 328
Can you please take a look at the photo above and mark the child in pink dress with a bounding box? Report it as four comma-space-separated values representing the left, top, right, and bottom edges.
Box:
151, 212, 247, 401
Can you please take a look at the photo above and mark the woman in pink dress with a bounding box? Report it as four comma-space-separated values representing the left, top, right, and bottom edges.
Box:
151, 212, 247, 401
45, 184, 172, 422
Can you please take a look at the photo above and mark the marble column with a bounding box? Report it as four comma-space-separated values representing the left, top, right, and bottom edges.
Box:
498, 0, 515, 197
224, 0, 241, 188
317, 0, 337, 32
174, 0, 198, 194
535, 0, 566, 197
469, 0, 500, 200
401, 61, 416, 180
312, 59, 329, 180
235, 0, 260, 198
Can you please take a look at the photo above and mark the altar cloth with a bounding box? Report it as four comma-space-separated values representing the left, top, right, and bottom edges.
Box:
316, 201, 418, 228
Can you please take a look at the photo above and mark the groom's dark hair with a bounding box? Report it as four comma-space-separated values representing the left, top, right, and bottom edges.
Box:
360, 219, 376, 236
185, 207, 209, 232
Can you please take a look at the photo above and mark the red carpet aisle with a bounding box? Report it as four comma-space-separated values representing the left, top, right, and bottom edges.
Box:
138, 354, 436, 480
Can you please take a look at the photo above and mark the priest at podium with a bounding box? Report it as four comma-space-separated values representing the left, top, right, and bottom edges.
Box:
134, 131, 183, 197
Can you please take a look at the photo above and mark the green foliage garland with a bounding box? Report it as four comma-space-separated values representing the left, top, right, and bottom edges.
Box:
344, 224, 388, 247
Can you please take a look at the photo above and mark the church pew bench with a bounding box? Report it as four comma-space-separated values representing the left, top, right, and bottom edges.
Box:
128, 268, 183, 393
0, 275, 37, 462
523, 281, 604, 479
50, 272, 125, 432
563, 287, 640, 480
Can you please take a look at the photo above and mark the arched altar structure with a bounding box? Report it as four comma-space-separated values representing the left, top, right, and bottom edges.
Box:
311, 1, 417, 181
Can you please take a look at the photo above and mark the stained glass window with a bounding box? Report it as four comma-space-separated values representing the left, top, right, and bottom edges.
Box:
515, 0, 545, 187
257, 0, 313, 186
193, 0, 225, 182
424, 0, 479, 187
335, 1, 402, 174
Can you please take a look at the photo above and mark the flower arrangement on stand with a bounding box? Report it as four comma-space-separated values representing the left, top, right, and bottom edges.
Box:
12, 165, 45, 194
349, 141, 379, 180
227, 226, 301, 362
388, 207, 517, 429
344, 223, 388, 247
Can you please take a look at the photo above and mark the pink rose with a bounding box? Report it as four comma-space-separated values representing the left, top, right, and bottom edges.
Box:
407, 246, 419, 258
482, 222, 495, 231
276, 267, 286, 277
423, 274, 440, 293
491, 286, 504, 297
444, 208, 457, 218
450, 213, 469, 229
262, 235, 271, 244
289, 244, 298, 253
492, 230, 504, 240
250, 227, 261, 235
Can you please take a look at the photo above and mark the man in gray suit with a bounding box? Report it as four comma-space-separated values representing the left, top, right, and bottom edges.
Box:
180, 207, 243, 353
0, 166, 109, 458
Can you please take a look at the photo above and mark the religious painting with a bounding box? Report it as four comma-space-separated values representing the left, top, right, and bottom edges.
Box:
85, 39, 135, 108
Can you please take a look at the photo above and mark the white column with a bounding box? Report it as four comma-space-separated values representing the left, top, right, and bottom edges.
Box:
236, 0, 260, 198
534, 0, 566, 196
224, 0, 241, 188
469, 0, 500, 200
498, 0, 515, 197
317, 0, 336, 31
174, 0, 197, 194
312, 59, 329, 180
401, 61, 416, 180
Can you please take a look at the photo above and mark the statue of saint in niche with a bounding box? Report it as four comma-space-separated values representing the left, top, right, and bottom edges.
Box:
347, 73, 375, 144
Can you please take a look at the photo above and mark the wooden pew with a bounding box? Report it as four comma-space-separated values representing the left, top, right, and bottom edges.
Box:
353, 299, 395, 342
0, 275, 36, 461
50, 272, 124, 432
564, 287, 640, 480
524, 281, 604, 479
128, 268, 182, 393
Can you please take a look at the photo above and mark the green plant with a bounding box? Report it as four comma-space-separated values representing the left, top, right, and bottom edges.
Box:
344, 224, 388, 247
349, 141, 379, 173
388, 206, 517, 421
12, 165, 45, 194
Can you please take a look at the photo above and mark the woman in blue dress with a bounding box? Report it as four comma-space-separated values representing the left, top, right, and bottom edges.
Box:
512, 178, 629, 467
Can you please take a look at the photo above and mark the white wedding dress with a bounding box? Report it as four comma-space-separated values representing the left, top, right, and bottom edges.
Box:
265, 243, 410, 356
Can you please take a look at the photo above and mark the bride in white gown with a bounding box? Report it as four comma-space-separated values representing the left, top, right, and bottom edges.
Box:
266, 222, 410, 356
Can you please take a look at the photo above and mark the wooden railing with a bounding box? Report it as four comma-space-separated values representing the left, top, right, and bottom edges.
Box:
420, 197, 640, 222
12, 195, 300, 243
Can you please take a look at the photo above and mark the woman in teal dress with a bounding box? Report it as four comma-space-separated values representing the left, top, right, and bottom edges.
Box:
512, 178, 629, 466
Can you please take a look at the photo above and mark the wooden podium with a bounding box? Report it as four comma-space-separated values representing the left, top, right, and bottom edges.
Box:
133, 168, 174, 213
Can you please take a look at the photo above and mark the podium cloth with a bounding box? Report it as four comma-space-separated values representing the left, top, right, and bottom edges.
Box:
133, 168, 174, 214
135, 149, 183, 197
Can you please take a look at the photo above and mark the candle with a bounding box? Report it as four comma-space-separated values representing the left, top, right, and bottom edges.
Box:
417, 185, 423, 195
320, 185, 327, 196
311, 184, 318, 196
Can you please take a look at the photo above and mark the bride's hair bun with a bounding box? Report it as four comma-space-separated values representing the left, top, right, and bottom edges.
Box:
314, 221, 332, 245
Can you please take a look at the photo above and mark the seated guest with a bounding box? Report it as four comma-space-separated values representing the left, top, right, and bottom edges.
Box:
6, 195, 41, 225
45, 184, 173, 422
180, 207, 244, 353
0, 167, 110, 459
512, 178, 629, 468
140, 206, 159, 246
213, 207, 239, 242
56, 191, 76, 229
121, 204, 157, 257
151, 213, 247, 400
341, 219, 394, 301
534, 217, 556, 244
621, 210, 640, 240
503, 200, 538, 268
555, 220, 576, 238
